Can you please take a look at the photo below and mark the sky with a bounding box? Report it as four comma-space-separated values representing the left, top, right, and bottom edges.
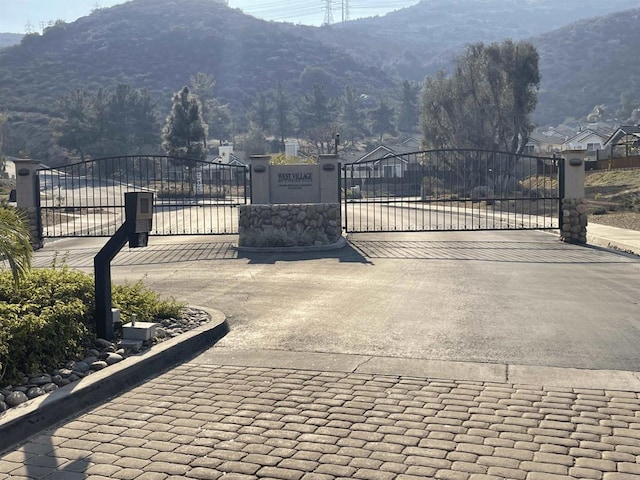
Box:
0, 0, 420, 33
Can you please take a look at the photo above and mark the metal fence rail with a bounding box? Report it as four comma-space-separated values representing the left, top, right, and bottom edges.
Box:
39, 155, 248, 237
342, 149, 563, 233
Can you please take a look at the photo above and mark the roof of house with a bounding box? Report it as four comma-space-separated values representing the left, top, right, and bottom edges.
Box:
603, 125, 640, 148
563, 128, 611, 146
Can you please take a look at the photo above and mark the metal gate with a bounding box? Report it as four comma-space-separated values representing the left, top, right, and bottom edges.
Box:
341, 149, 563, 233
39, 155, 249, 237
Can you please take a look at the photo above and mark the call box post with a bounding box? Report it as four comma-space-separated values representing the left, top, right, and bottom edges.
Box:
94, 192, 154, 340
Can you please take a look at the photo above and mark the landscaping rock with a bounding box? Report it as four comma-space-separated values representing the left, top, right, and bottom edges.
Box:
0, 307, 211, 414
27, 387, 45, 399
72, 361, 90, 373
5, 391, 28, 407
105, 353, 124, 365
29, 374, 52, 386
94, 338, 113, 349
91, 361, 108, 371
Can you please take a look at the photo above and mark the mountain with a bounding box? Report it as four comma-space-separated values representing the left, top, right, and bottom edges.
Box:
0, 33, 22, 49
1, 0, 639, 161
313, 0, 640, 81
532, 8, 640, 125
0, 0, 394, 118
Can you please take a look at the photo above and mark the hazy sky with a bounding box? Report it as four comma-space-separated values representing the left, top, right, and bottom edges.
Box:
0, 0, 419, 33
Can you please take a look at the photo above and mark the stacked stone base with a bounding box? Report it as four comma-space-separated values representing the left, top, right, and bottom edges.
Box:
560, 198, 587, 244
239, 203, 341, 248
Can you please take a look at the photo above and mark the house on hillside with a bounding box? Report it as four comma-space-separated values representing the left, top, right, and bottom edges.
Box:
345, 143, 420, 179
525, 128, 568, 155
561, 128, 612, 154
603, 125, 640, 157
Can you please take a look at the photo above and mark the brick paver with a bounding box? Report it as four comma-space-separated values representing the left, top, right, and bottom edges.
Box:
1, 364, 639, 479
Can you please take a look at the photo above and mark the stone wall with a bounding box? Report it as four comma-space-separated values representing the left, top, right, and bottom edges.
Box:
560, 198, 587, 244
239, 203, 341, 248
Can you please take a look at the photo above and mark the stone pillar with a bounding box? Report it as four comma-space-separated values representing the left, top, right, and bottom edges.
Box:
249, 155, 271, 204
560, 151, 587, 244
13, 159, 43, 249
318, 154, 339, 204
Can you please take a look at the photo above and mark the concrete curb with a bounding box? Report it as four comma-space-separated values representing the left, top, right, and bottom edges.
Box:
0, 306, 228, 453
193, 348, 640, 392
587, 233, 640, 257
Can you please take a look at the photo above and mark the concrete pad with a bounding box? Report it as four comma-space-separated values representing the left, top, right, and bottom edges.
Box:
192, 348, 370, 373
355, 356, 507, 383
509, 364, 640, 391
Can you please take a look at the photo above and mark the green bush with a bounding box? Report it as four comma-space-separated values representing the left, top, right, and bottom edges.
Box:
112, 280, 183, 323
0, 266, 184, 386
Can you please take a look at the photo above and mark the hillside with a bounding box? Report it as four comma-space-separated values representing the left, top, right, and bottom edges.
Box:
318, 0, 640, 82
533, 8, 640, 125
0, 33, 22, 49
1, 0, 640, 161
0, 0, 393, 118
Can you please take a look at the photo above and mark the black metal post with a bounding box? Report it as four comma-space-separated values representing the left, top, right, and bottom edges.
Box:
94, 224, 130, 340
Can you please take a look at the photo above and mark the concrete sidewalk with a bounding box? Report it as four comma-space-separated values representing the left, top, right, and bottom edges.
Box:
588, 222, 640, 257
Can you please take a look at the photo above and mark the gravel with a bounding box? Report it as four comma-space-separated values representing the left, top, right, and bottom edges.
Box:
589, 211, 640, 231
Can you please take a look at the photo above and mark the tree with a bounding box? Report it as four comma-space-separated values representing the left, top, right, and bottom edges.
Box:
274, 81, 292, 151
421, 40, 540, 191
162, 86, 208, 160
54, 85, 159, 160
54, 89, 93, 161
339, 85, 366, 147
0, 206, 32, 287
370, 99, 396, 142
397, 80, 420, 133
421, 40, 539, 153
189, 73, 233, 145
296, 84, 338, 155
252, 92, 272, 133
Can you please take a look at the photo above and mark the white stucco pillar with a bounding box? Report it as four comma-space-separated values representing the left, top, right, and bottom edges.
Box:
318, 154, 339, 204
13, 159, 43, 249
249, 155, 271, 204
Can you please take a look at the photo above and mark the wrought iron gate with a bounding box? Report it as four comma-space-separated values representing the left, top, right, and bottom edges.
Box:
341, 149, 563, 233
39, 155, 249, 237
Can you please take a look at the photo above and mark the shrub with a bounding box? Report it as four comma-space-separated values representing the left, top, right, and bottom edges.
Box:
113, 280, 183, 323
0, 267, 184, 386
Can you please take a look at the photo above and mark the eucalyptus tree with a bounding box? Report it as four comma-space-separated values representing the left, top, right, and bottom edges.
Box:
421, 40, 540, 191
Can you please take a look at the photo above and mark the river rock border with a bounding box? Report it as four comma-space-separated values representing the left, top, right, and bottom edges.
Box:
239, 203, 341, 248
560, 198, 587, 244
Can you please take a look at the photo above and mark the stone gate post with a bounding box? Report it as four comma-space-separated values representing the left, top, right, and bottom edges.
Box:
13, 159, 43, 249
560, 151, 587, 244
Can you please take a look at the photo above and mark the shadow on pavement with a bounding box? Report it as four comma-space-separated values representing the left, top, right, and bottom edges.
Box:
237, 243, 373, 265
350, 239, 640, 264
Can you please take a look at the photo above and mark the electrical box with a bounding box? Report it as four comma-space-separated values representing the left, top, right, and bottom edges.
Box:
124, 192, 154, 248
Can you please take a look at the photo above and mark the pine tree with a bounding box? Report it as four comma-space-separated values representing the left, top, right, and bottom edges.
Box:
162, 86, 208, 160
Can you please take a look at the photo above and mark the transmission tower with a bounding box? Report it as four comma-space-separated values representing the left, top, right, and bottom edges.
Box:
342, 0, 350, 22
324, 0, 350, 25
323, 0, 334, 25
